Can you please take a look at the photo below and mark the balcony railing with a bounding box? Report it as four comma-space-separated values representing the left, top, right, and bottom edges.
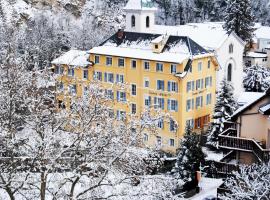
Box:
218, 128, 270, 162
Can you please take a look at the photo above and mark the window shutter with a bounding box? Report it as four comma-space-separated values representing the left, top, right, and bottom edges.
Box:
176, 100, 178, 112
176, 83, 178, 92
168, 81, 171, 92
162, 99, 165, 109
168, 99, 171, 111
117, 91, 119, 101
154, 97, 157, 108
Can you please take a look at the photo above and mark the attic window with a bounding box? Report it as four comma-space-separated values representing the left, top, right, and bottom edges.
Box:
131, 15, 136, 27
229, 44, 233, 54
146, 16, 150, 28
155, 44, 158, 49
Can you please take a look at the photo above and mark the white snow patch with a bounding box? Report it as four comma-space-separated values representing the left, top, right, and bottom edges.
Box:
202, 147, 224, 162
52, 50, 90, 66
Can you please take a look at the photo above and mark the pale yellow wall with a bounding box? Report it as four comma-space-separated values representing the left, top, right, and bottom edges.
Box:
54, 53, 217, 154
236, 97, 270, 146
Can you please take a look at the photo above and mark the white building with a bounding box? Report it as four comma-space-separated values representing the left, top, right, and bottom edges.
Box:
244, 51, 268, 67
254, 25, 270, 52
124, 0, 245, 96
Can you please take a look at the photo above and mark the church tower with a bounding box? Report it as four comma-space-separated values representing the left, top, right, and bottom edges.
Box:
124, 0, 157, 33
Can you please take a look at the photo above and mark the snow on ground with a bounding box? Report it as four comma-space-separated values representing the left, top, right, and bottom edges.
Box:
202, 147, 224, 162
188, 178, 223, 200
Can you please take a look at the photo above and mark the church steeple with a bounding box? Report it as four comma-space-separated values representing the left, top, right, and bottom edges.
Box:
124, 0, 157, 33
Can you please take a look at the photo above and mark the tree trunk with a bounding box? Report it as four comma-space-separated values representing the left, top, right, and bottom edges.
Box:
69, 177, 80, 200
40, 172, 47, 200
5, 187, 15, 200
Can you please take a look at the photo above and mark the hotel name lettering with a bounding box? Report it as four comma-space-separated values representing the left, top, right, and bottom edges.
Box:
149, 91, 171, 97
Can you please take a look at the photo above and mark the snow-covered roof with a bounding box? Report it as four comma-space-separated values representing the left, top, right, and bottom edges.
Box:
52, 50, 90, 67
124, 0, 157, 11
254, 26, 270, 40
153, 22, 229, 50
245, 52, 267, 58
259, 104, 270, 115
232, 92, 265, 119
237, 92, 265, 106
90, 31, 211, 64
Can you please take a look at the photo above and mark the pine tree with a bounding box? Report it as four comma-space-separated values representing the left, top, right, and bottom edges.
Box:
243, 65, 270, 92
173, 124, 205, 182
223, 0, 255, 42
207, 79, 237, 148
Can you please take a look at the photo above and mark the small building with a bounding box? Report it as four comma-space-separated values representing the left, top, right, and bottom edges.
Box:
218, 89, 270, 165
254, 25, 270, 52
244, 51, 268, 67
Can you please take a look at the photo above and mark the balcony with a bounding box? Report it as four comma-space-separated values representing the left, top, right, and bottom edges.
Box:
218, 128, 270, 162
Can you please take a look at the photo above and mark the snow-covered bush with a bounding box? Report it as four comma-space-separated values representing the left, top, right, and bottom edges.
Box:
243, 65, 270, 92
222, 162, 270, 199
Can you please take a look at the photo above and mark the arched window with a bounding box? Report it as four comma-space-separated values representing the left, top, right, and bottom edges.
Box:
146, 16, 150, 28
229, 44, 233, 54
227, 64, 232, 81
131, 15, 136, 27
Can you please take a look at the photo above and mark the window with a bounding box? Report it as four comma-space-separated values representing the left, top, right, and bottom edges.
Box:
104, 72, 114, 83
68, 68, 75, 77
57, 82, 64, 92
169, 139, 175, 146
168, 81, 178, 92
157, 119, 164, 129
196, 96, 203, 109
131, 84, 137, 96
186, 81, 195, 92
95, 55, 100, 64
208, 60, 211, 69
83, 70, 88, 79
171, 64, 177, 74
155, 44, 158, 49
131, 15, 136, 27
186, 99, 194, 112
55, 65, 60, 74
186, 119, 194, 129
170, 120, 176, 132
69, 84, 77, 95
145, 96, 151, 107
144, 134, 149, 142
146, 16, 150, 28
144, 61, 150, 70
205, 76, 212, 88
157, 80, 165, 91
131, 103, 136, 114
105, 89, 114, 100
117, 110, 126, 121
58, 100, 65, 109
94, 71, 102, 81
206, 93, 212, 105
116, 74, 124, 83
229, 44, 233, 54
106, 57, 112, 66
156, 136, 162, 145
154, 97, 165, 110
116, 91, 126, 102
227, 64, 232, 82
131, 60, 137, 69
156, 63, 163, 72
144, 78, 150, 88
168, 99, 178, 111
198, 62, 202, 71
196, 118, 201, 128
83, 86, 88, 96
118, 58, 125, 67
196, 79, 204, 90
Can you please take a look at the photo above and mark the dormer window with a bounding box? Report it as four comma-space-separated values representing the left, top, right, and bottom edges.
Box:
131, 15, 136, 27
146, 16, 150, 28
229, 44, 233, 54
155, 44, 158, 49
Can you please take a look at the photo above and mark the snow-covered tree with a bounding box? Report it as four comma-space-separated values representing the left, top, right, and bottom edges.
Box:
207, 79, 237, 148
223, 0, 255, 42
172, 124, 205, 183
243, 65, 270, 92
222, 162, 270, 199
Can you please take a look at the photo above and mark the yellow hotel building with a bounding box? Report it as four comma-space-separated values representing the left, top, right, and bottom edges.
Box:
51, 0, 218, 153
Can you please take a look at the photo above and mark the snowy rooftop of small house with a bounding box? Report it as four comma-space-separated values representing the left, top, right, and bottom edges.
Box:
124, 0, 157, 11
89, 31, 210, 64
153, 22, 229, 50
51, 50, 90, 67
245, 52, 267, 58
237, 92, 265, 105
259, 104, 270, 115
231, 92, 265, 119
254, 25, 270, 40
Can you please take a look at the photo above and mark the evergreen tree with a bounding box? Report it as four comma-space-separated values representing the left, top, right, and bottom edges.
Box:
243, 65, 270, 92
223, 0, 255, 42
207, 79, 237, 148
173, 124, 205, 182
